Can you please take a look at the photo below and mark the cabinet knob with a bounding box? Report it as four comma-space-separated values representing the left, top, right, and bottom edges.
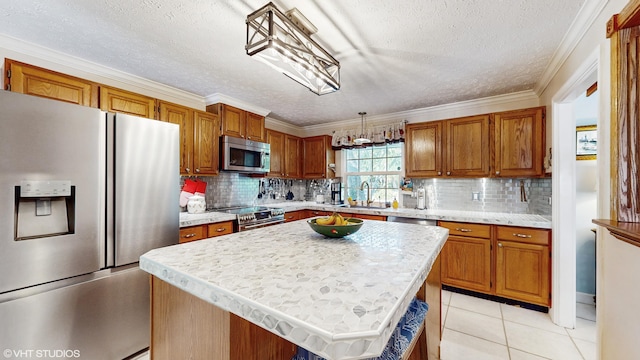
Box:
437, 171, 442, 176
195, 168, 200, 173
496, 171, 500, 175
498, 242, 503, 247
446, 171, 451, 176
185, 167, 190, 173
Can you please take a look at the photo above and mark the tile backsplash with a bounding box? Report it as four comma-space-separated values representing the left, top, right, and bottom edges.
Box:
181, 174, 551, 216
403, 178, 551, 215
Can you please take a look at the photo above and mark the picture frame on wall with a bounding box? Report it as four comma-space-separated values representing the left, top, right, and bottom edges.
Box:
576, 125, 597, 160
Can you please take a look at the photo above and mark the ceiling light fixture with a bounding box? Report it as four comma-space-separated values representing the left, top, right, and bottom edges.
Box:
245, 2, 340, 95
355, 112, 371, 145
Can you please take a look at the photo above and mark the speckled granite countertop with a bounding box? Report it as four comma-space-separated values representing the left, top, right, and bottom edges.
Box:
180, 201, 550, 228
141, 220, 448, 359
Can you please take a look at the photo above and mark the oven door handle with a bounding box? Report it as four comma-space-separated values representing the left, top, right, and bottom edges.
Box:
240, 219, 285, 230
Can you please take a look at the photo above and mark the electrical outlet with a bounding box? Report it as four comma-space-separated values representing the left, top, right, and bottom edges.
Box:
548, 196, 552, 205
472, 191, 480, 201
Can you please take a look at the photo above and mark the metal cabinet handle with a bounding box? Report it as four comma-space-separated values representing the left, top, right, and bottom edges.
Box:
455, 228, 472, 232
446, 171, 451, 175
496, 171, 500, 175
498, 243, 503, 247
437, 171, 442, 175
195, 168, 200, 173
513, 233, 532, 238
215, 227, 226, 232
183, 233, 196, 238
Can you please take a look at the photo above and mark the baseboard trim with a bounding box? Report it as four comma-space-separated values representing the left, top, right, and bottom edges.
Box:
577, 291, 596, 305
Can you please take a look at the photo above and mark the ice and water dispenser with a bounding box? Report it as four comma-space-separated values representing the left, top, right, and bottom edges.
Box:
15, 180, 75, 240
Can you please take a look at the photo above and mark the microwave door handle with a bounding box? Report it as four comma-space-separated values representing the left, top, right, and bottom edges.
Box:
260, 151, 265, 169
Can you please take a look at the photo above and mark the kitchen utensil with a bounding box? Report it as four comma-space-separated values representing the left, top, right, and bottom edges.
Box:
307, 218, 364, 238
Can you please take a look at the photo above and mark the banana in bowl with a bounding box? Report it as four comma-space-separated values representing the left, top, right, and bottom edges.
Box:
307, 212, 364, 238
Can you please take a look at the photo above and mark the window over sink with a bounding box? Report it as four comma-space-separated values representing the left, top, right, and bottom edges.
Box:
344, 143, 403, 205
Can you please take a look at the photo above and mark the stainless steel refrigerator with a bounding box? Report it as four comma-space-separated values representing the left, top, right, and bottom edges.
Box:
0, 91, 179, 359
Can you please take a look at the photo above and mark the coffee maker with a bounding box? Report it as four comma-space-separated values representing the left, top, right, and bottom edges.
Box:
330, 182, 343, 205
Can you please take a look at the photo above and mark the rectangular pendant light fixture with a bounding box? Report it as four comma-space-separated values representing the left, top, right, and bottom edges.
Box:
246, 2, 340, 95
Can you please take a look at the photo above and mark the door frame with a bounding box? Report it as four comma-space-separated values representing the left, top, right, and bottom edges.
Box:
550, 48, 600, 328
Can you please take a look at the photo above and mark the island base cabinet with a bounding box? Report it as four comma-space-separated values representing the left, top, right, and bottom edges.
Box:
150, 276, 296, 360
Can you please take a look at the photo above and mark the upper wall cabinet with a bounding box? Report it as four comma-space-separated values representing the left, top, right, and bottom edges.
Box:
4, 59, 98, 107
100, 85, 156, 119
302, 135, 335, 179
444, 115, 491, 177
405, 121, 443, 177
206, 103, 266, 142
159, 101, 194, 175
493, 107, 545, 177
267, 129, 301, 178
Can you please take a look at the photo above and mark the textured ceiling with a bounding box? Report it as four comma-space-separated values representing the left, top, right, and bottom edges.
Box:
0, 0, 586, 126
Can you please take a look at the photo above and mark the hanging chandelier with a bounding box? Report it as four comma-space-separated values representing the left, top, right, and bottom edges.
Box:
245, 2, 340, 95
354, 112, 371, 144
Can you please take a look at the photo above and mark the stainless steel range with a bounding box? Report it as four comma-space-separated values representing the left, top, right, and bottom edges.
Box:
214, 206, 285, 231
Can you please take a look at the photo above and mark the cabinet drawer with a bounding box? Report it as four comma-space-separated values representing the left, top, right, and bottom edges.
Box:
179, 225, 206, 243
496, 226, 549, 245
207, 221, 234, 237
439, 221, 491, 239
306, 210, 330, 217
284, 211, 302, 222
354, 214, 387, 221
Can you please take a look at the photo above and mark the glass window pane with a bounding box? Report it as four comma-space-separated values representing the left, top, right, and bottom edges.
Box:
387, 175, 400, 189
360, 159, 373, 172
346, 159, 359, 172
388, 156, 402, 171
372, 147, 386, 158
372, 157, 386, 172
388, 145, 402, 157
359, 147, 373, 159
346, 149, 359, 160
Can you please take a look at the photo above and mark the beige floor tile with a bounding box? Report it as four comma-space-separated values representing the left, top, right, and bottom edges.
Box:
442, 304, 448, 331
449, 292, 502, 318
504, 321, 583, 360
440, 328, 510, 360
567, 317, 596, 343
573, 338, 597, 360
445, 306, 506, 345
442, 289, 452, 305
509, 348, 550, 359
500, 304, 567, 335
576, 302, 596, 321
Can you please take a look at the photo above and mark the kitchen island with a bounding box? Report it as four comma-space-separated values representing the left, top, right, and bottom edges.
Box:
140, 219, 448, 360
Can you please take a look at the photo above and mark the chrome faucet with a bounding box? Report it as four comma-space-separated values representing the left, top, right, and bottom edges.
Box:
360, 181, 373, 206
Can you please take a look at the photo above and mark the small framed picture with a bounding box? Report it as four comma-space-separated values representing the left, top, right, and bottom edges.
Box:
576, 125, 597, 160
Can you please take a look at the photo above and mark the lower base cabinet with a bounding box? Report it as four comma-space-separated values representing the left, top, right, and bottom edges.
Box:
440, 221, 551, 307
179, 221, 234, 243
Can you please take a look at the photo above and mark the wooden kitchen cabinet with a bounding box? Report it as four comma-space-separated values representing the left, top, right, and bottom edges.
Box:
495, 226, 550, 306
302, 135, 335, 179
405, 121, 443, 177
284, 210, 304, 222
439, 222, 492, 293
353, 214, 387, 221
193, 111, 220, 176
207, 221, 234, 237
180, 221, 235, 243
493, 107, 545, 177
267, 129, 301, 178
305, 210, 330, 218
206, 103, 265, 142
100, 85, 156, 118
444, 115, 491, 177
4, 59, 98, 107
160, 102, 219, 176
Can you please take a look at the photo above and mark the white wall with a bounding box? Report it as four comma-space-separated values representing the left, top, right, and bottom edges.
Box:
575, 159, 597, 296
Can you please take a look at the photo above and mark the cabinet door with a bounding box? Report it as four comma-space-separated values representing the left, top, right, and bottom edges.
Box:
207, 221, 234, 237
303, 135, 334, 179
159, 102, 193, 175
444, 115, 491, 177
494, 107, 545, 177
246, 112, 266, 142
193, 111, 219, 176
6, 59, 98, 107
221, 104, 246, 138
284, 134, 302, 178
441, 236, 492, 293
266, 130, 285, 177
495, 241, 550, 306
100, 85, 156, 118
405, 121, 443, 177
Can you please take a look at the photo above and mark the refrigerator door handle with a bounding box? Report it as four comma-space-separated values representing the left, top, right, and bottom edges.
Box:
105, 113, 115, 268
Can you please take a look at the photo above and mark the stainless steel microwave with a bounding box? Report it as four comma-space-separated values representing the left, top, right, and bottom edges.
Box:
220, 135, 270, 173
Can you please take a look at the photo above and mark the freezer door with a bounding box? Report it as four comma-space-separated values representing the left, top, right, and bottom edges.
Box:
0, 91, 105, 294
110, 113, 179, 266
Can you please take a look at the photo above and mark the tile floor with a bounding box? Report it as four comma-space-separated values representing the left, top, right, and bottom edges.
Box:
440, 290, 597, 360
132, 290, 597, 360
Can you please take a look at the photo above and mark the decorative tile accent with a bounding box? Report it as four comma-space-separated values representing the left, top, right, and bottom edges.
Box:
140, 221, 448, 359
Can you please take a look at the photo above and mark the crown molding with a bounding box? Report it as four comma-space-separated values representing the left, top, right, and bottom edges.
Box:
204, 93, 271, 116
533, 0, 609, 96
302, 90, 540, 136
0, 33, 206, 109
264, 117, 305, 136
